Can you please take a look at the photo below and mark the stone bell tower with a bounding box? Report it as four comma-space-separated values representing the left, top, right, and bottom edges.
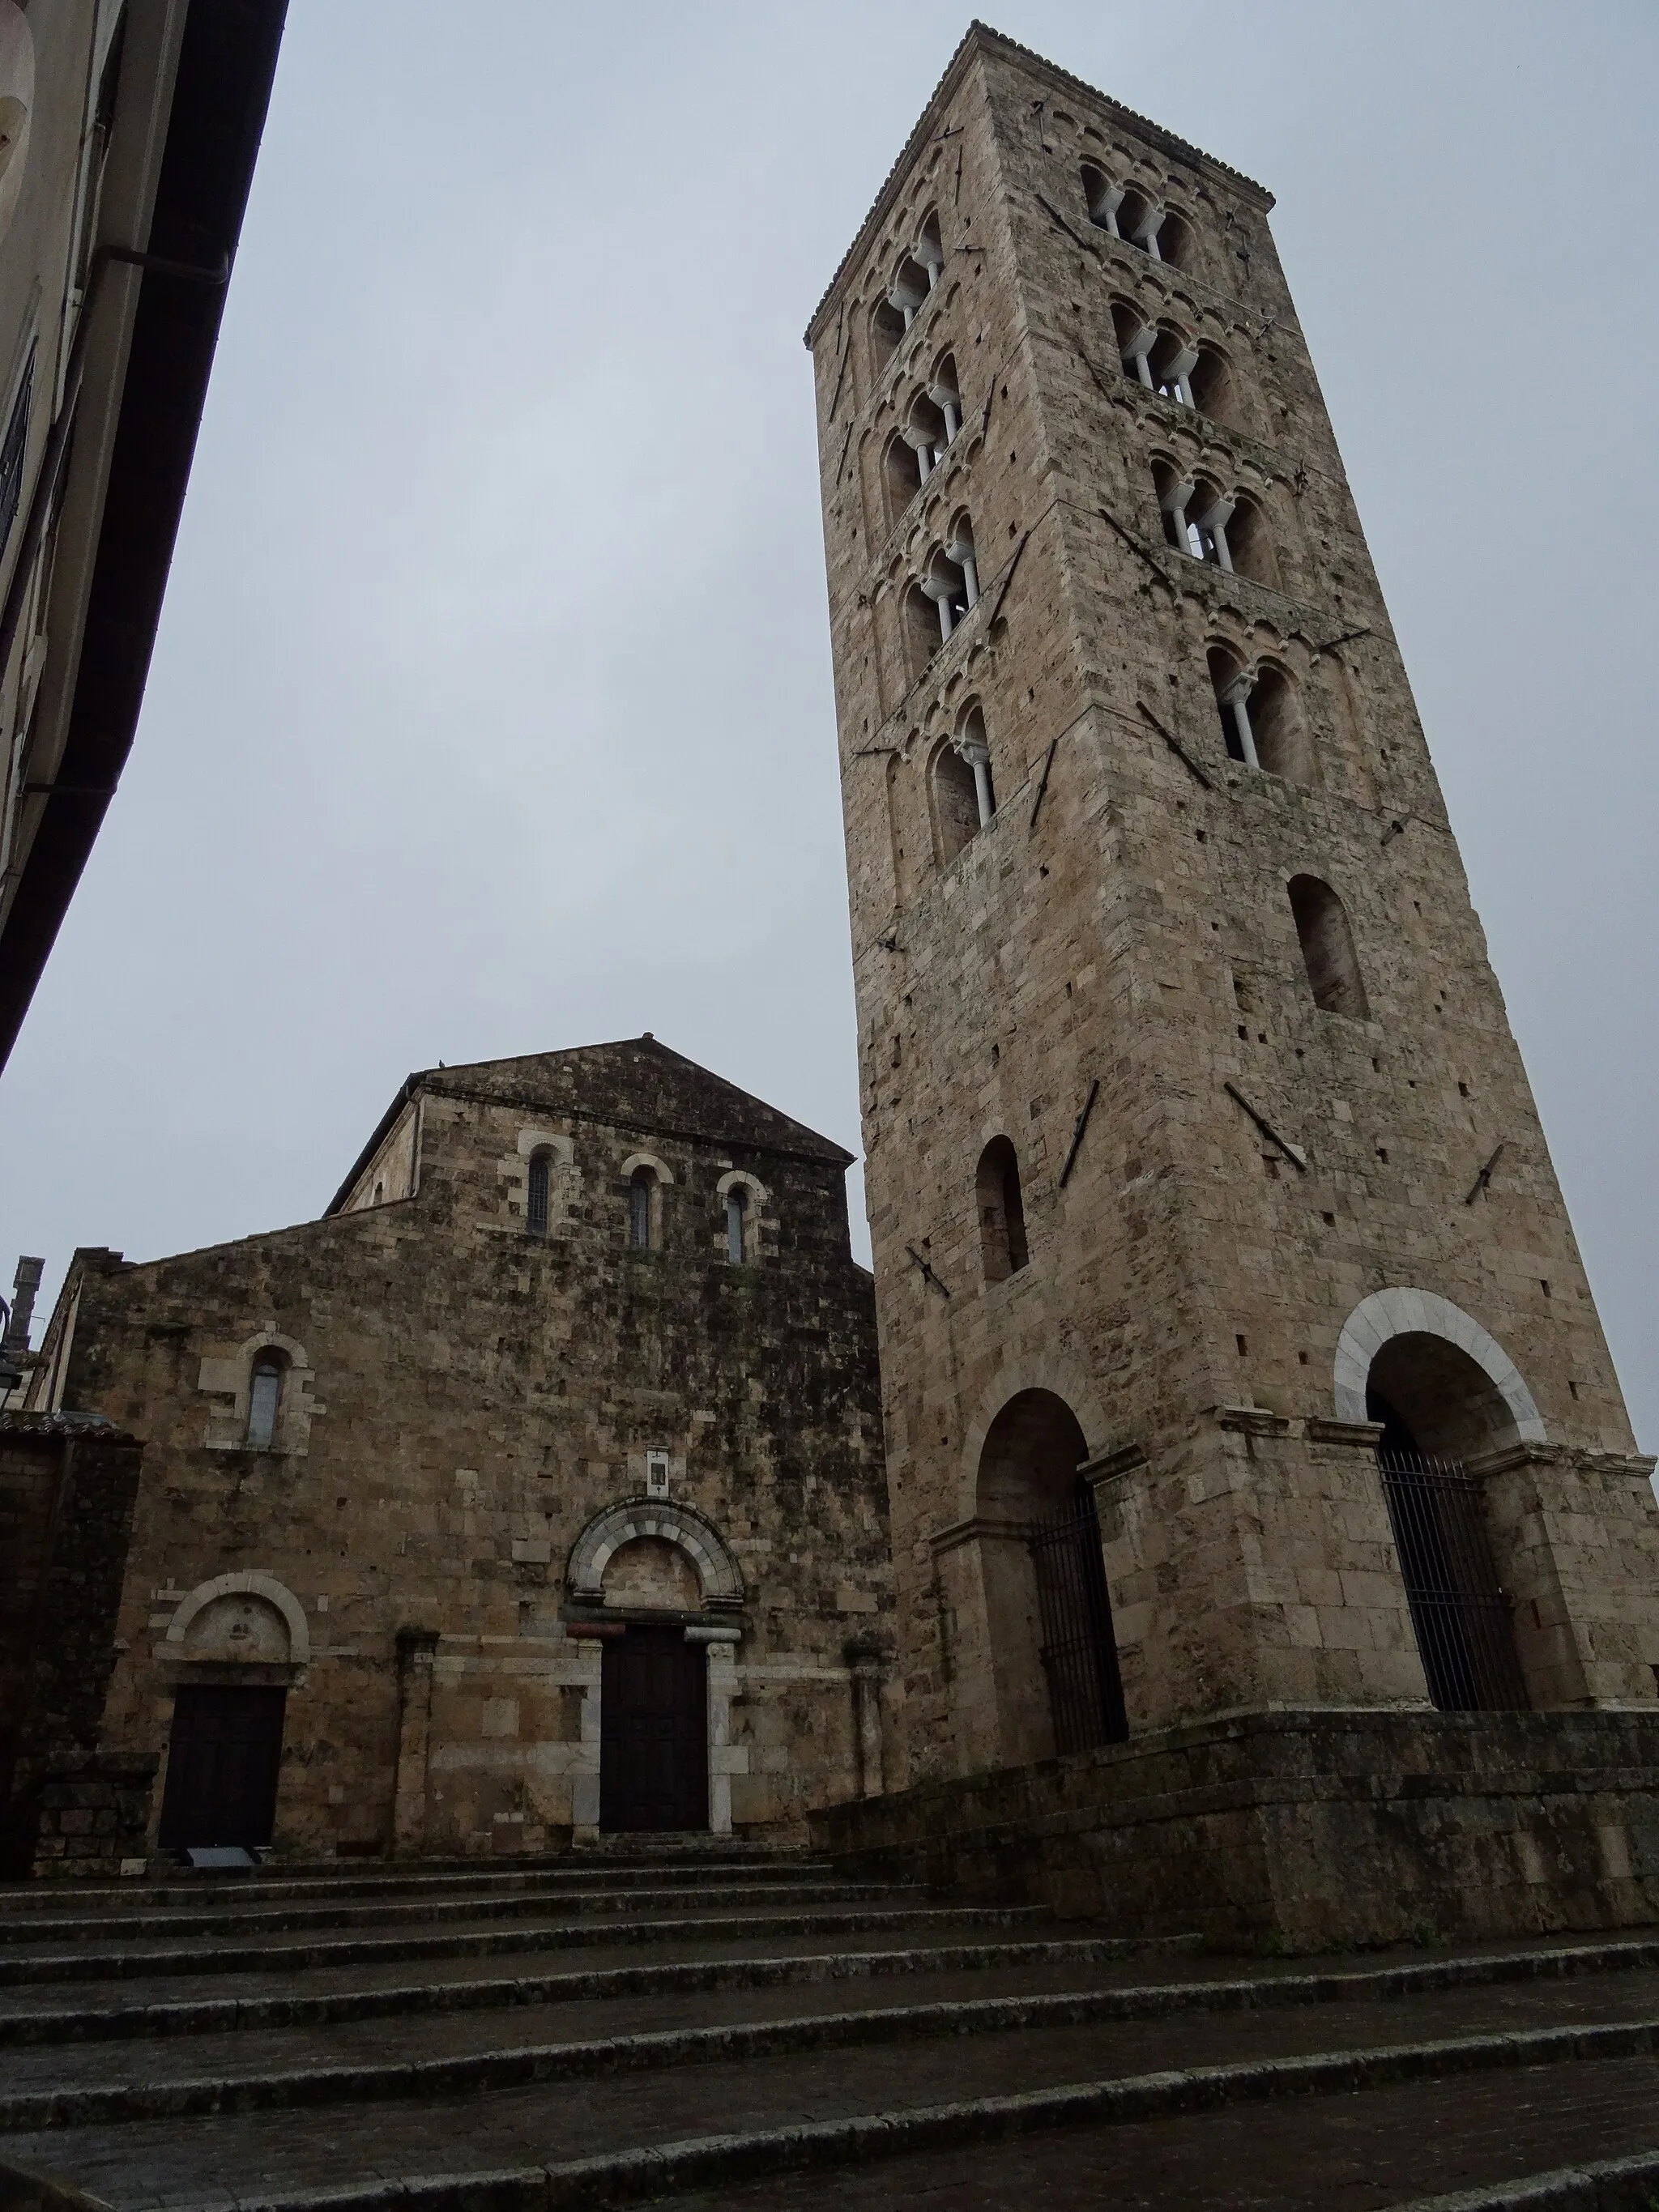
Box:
804, 19, 1659, 1917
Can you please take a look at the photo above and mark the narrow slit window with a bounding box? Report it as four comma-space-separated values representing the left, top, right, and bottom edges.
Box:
247, 1354, 284, 1449
629, 1168, 655, 1250
726, 1185, 748, 1264
527, 1150, 552, 1235
976, 1136, 1030, 1283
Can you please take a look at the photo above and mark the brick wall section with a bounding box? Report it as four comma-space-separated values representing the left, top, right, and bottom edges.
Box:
36, 1038, 889, 1858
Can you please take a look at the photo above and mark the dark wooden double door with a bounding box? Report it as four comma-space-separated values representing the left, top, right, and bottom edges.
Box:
157, 1685, 287, 1850
599, 1627, 708, 1831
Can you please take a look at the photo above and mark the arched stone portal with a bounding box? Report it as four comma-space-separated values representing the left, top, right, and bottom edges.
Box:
565, 1497, 744, 1837
1333, 1290, 1536, 1712
957, 1390, 1127, 1771
1333, 1289, 1545, 1454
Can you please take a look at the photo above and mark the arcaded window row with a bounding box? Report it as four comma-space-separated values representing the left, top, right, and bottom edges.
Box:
524, 1150, 762, 1264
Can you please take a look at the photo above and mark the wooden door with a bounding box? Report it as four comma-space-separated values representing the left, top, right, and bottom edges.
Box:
157, 1684, 287, 1848
599, 1626, 708, 1831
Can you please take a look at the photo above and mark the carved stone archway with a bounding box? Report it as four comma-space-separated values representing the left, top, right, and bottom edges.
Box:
565, 1497, 745, 1610
1333, 1287, 1546, 1443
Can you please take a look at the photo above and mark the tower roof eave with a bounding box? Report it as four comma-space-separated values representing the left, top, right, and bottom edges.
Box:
803, 19, 1273, 350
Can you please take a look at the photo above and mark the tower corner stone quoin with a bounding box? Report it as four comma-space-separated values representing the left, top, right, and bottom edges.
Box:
803, 23, 1659, 1942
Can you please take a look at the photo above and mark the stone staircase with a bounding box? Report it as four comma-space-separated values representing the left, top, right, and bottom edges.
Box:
0, 1844, 1656, 2210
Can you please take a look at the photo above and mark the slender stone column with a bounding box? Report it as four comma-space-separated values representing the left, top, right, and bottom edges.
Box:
956, 735, 994, 825
845, 1639, 887, 1797
391, 1627, 439, 1857
688, 1624, 744, 1835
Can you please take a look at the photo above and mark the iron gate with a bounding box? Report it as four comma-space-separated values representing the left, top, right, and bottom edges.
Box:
1377, 1450, 1529, 1711
1027, 1487, 1128, 1754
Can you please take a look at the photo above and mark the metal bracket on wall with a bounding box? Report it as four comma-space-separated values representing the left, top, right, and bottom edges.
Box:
1028, 736, 1059, 829
1098, 505, 1175, 592
906, 1244, 951, 1297
1034, 191, 1095, 258
986, 529, 1030, 629
1137, 700, 1213, 791
1312, 626, 1372, 659
826, 317, 850, 420
1058, 1079, 1101, 1188
1225, 1081, 1307, 1170
1464, 1141, 1506, 1205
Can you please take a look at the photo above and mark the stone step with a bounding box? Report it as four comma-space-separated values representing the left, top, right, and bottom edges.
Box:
0, 1937, 1200, 2057
0, 1877, 918, 1948
7, 2008, 1658, 2211
0, 1927, 1183, 2030
0, 1929, 1648, 2055
4, 1950, 1659, 2129
637, 2061, 1659, 2212
0, 1902, 1059, 1986
0, 1853, 839, 1914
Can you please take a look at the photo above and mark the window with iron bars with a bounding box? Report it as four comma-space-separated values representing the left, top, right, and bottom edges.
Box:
1375, 1447, 1529, 1711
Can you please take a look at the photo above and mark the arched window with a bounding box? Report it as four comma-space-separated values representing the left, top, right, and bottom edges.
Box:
1249, 664, 1313, 783
1154, 458, 1197, 555
246, 1352, 285, 1449
1187, 476, 1235, 567
1154, 207, 1192, 269
934, 705, 995, 863
976, 1136, 1030, 1283
1112, 301, 1156, 386
1226, 495, 1278, 588
885, 218, 944, 343
1288, 875, 1370, 1020
928, 355, 962, 445
920, 518, 979, 646
902, 391, 946, 482
933, 740, 981, 863
1148, 327, 1199, 407
1209, 646, 1256, 766
884, 431, 922, 522
901, 581, 938, 681
1081, 164, 1124, 235
1115, 186, 1162, 258
527, 1149, 552, 1235
1188, 345, 1235, 424
629, 1166, 655, 1250
871, 294, 906, 371
725, 1183, 748, 1264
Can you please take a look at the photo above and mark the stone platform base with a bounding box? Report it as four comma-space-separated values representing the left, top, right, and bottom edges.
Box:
808, 1708, 1659, 1950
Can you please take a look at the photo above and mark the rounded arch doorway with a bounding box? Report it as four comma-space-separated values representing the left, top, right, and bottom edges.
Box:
1335, 1291, 1535, 1715
975, 1390, 1127, 1766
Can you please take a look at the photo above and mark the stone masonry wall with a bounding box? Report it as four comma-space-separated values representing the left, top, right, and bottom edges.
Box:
0, 1416, 147, 1876
806, 28, 1659, 1788
40, 1039, 891, 1858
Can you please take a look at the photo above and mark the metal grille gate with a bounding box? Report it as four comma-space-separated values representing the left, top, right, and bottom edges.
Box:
1376, 1450, 1529, 1711
1027, 1487, 1128, 1754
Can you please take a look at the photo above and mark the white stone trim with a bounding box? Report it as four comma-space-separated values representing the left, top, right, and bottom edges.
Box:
620, 1150, 675, 1186
1333, 1287, 1546, 1443
163, 1571, 311, 1664
515, 1127, 574, 1165
197, 1332, 319, 1455
565, 1497, 746, 1609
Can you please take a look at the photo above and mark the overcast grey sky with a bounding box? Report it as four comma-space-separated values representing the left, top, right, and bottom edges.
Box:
3, 2, 1656, 1442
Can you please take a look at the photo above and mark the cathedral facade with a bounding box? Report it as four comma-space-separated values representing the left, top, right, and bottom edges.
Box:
2, 1040, 889, 1867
